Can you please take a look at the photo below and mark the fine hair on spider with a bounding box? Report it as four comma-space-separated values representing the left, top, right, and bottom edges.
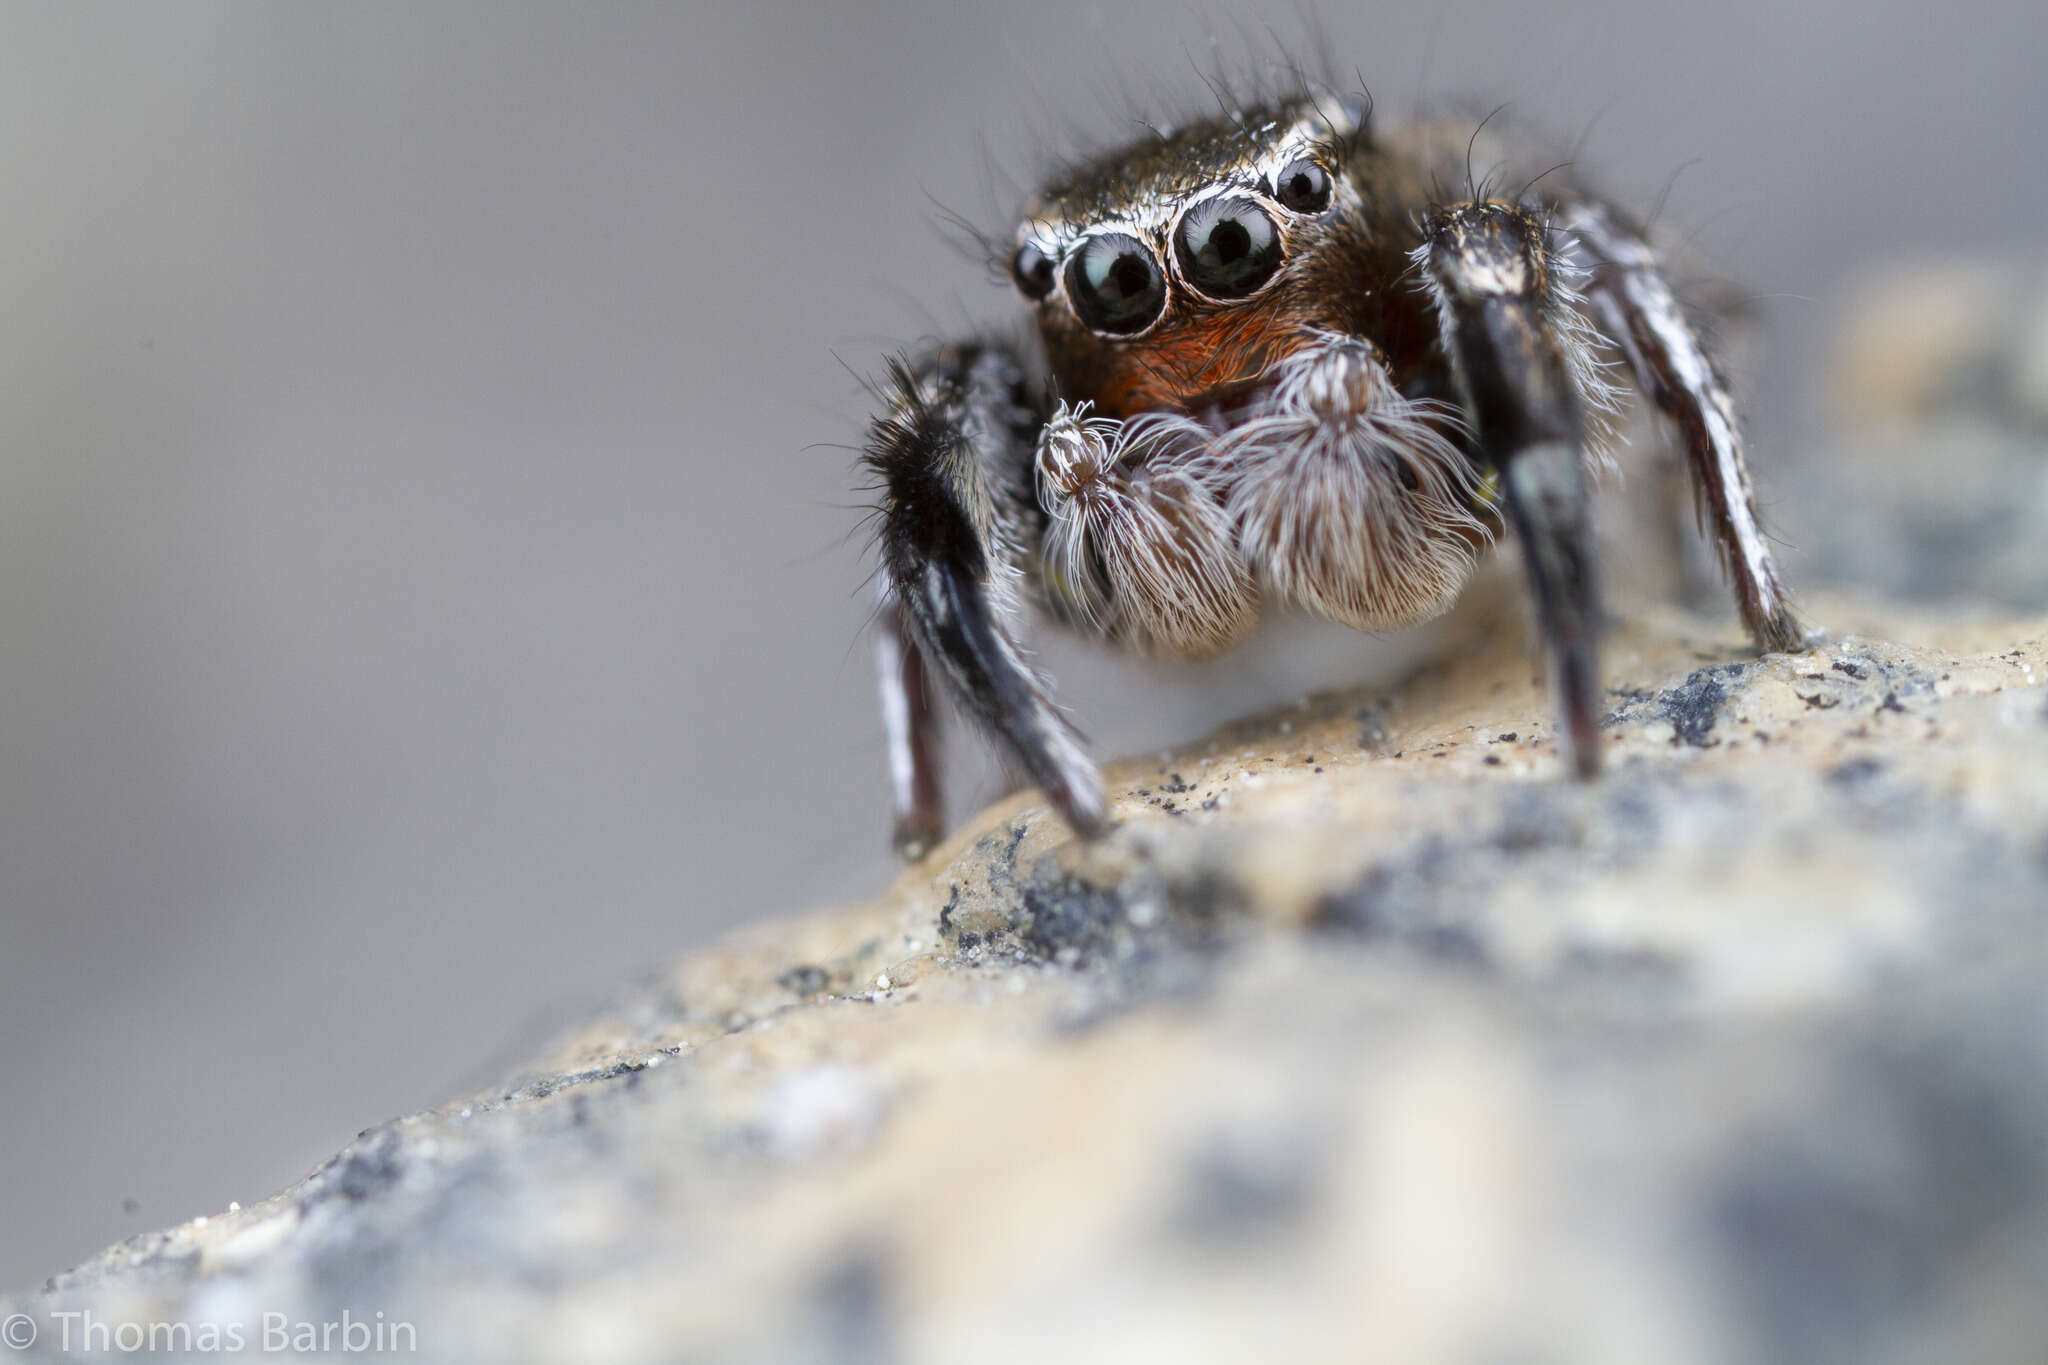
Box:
855, 47, 1805, 860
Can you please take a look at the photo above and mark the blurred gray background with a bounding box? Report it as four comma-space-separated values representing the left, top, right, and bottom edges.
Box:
4, 0, 2045, 1290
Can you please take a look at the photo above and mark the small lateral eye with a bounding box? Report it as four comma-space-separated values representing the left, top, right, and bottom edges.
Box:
1173, 195, 1282, 300
1066, 232, 1168, 335
1011, 241, 1056, 301
1273, 158, 1333, 214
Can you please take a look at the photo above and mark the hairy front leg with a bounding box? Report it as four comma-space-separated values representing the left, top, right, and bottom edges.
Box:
1419, 201, 1604, 777
864, 344, 1105, 852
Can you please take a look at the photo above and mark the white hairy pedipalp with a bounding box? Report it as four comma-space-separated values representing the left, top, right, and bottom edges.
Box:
1034, 335, 1504, 650
1035, 402, 1257, 656
1223, 335, 1493, 632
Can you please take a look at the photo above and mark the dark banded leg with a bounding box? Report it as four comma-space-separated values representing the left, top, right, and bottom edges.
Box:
1419, 201, 1603, 777
864, 345, 1106, 853
876, 582, 944, 859
1562, 200, 1805, 652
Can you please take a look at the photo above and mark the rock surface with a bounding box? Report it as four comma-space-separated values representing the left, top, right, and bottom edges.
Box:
11, 255, 2048, 1364
7, 588, 2047, 1365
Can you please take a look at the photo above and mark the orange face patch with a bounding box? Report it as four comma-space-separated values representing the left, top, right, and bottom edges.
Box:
1066, 296, 1321, 418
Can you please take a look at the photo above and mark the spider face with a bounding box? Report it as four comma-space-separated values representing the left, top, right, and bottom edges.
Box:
860, 83, 1806, 859
1008, 103, 1370, 416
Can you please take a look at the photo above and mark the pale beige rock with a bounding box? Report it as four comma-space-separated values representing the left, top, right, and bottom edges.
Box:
11, 589, 2048, 1365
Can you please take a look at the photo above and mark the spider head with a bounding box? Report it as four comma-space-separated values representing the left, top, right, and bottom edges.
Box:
1009, 98, 1380, 419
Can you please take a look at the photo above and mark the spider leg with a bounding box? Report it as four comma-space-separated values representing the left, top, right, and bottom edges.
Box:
1561, 199, 1806, 652
1419, 201, 1603, 777
875, 583, 944, 859
864, 344, 1105, 854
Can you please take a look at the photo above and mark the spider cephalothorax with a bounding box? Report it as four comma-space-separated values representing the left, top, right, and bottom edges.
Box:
860, 86, 1804, 859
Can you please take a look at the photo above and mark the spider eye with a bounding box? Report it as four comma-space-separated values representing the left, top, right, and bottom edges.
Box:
1173, 196, 1282, 300
1011, 241, 1056, 301
1066, 232, 1167, 334
1273, 158, 1332, 214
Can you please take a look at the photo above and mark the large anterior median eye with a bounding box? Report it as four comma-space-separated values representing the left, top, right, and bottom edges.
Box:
1174, 196, 1282, 300
1066, 232, 1167, 335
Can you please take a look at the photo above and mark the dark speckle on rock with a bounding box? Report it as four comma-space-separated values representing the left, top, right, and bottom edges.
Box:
1017, 873, 1130, 965
804, 1251, 897, 1365
1408, 923, 1490, 968
1712, 1144, 1924, 1363
1168, 1135, 1317, 1244
1494, 789, 1574, 853
779, 965, 831, 997
1706, 1029, 2041, 1365
1659, 665, 1743, 747
1313, 864, 1491, 972
312, 1126, 407, 1207
1827, 758, 1888, 788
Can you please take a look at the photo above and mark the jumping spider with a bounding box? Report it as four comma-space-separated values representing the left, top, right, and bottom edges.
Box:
861, 88, 1803, 858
